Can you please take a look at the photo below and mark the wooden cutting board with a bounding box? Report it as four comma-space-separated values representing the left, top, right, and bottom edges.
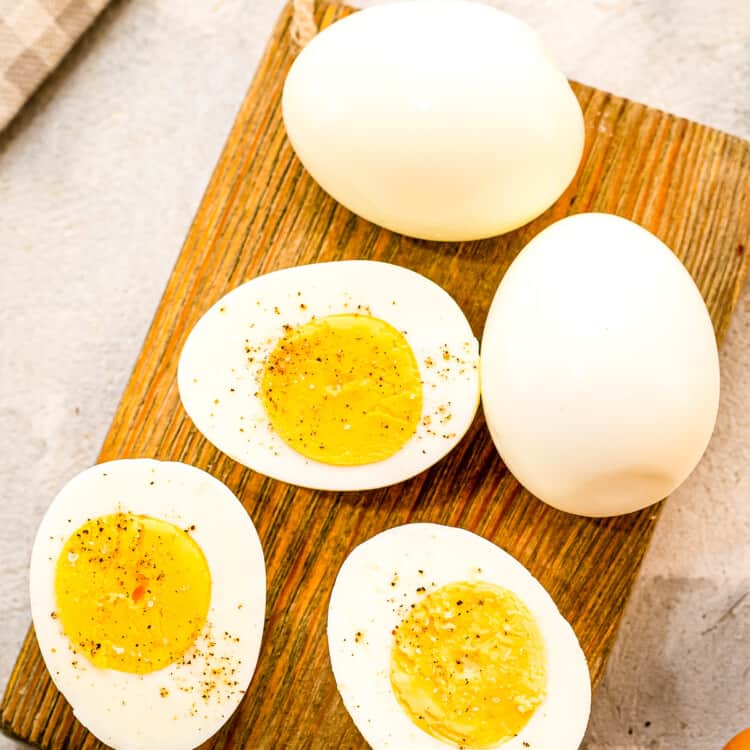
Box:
3, 2, 749, 748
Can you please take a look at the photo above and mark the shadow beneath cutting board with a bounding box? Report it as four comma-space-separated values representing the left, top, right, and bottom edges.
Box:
583, 575, 750, 750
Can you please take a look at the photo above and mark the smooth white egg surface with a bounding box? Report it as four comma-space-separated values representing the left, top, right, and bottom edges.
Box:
282, 0, 584, 241
29, 459, 266, 750
177, 260, 479, 491
481, 212, 720, 517
327, 523, 591, 749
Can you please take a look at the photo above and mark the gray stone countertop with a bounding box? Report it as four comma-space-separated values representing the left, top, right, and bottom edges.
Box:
0, 1, 748, 748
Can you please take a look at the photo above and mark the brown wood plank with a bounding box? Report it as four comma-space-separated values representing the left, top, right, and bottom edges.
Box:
3, 2, 749, 748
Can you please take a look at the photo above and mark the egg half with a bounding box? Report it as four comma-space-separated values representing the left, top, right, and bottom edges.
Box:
178, 260, 479, 491
283, 0, 584, 241
327, 523, 591, 749
29, 459, 266, 750
481, 213, 720, 517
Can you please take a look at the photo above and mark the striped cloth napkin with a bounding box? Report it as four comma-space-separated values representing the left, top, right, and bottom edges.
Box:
0, 0, 109, 131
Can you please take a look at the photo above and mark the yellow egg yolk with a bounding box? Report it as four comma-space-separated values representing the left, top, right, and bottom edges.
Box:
54, 513, 211, 674
390, 581, 547, 748
260, 314, 423, 465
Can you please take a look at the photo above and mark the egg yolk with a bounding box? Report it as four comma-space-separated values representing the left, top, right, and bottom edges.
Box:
54, 512, 211, 674
260, 314, 423, 465
390, 581, 547, 748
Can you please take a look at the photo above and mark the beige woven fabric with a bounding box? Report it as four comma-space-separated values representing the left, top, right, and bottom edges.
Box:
0, 0, 109, 131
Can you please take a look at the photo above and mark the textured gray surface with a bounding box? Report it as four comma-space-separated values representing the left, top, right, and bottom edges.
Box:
0, 1, 748, 748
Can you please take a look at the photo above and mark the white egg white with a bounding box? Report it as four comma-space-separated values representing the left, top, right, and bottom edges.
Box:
480, 212, 720, 517
177, 260, 479, 491
29, 459, 266, 750
327, 523, 591, 750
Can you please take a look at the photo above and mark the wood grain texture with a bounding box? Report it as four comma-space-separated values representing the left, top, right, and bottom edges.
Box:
3, 2, 749, 748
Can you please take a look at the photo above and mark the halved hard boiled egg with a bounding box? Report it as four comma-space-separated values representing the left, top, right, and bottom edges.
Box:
327, 523, 591, 749
178, 260, 479, 491
29, 459, 266, 750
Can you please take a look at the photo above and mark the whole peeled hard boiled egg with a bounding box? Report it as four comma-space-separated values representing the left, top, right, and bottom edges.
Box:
30, 459, 266, 750
481, 213, 720, 517
282, 0, 584, 241
178, 260, 479, 491
327, 523, 591, 749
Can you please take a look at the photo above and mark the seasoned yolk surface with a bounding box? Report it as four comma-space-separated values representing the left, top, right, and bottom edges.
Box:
390, 581, 547, 748
260, 314, 423, 465
54, 513, 211, 674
